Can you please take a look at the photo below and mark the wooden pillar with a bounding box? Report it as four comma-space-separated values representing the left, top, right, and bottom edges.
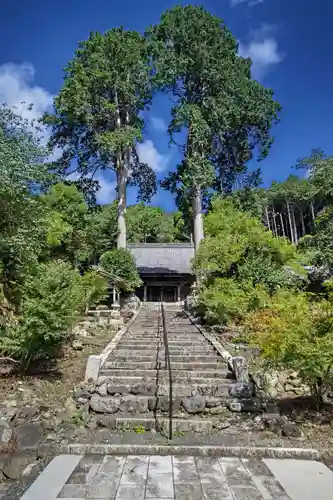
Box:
143, 285, 147, 302
177, 285, 181, 302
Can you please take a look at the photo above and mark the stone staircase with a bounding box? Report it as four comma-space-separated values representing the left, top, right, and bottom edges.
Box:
89, 304, 237, 434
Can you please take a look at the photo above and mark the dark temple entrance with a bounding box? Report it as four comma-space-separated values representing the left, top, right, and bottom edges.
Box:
136, 280, 192, 303
147, 285, 177, 303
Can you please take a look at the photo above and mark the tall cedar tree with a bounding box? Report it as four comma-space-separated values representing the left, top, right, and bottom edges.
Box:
148, 6, 280, 249
45, 28, 156, 248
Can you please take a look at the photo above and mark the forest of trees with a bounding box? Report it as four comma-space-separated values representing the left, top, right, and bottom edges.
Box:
2, 5, 333, 404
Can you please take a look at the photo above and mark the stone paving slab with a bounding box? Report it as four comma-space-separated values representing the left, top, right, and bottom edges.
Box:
17, 454, 333, 500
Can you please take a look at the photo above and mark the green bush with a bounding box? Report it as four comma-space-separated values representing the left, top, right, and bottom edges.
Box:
194, 198, 300, 291
197, 278, 270, 325
192, 197, 306, 327
245, 290, 333, 406
100, 249, 142, 291
0, 261, 85, 371
80, 270, 108, 312
237, 253, 298, 294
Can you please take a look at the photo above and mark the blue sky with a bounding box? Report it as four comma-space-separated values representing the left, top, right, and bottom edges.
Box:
0, 0, 332, 209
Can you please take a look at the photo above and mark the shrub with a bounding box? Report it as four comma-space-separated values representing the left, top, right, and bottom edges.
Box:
80, 270, 108, 312
194, 197, 300, 292
197, 278, 270, 325
0, 261, 85, 371
192, 197, 306, 328
245, 290, 333, 406
100, 249, 142, 291
237, 253, 298, 294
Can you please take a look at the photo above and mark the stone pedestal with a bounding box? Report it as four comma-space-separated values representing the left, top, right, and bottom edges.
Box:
111, 303, 121, 319
231, 356, 253, 399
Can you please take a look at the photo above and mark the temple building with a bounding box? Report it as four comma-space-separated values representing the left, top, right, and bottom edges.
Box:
128, 243, 195, 303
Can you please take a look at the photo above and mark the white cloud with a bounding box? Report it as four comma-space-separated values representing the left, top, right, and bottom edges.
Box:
95, 177, 117, 205
137, 139, 169, 173
238, 26, 283, 80
239, 38, 283, 79
0, 62, 53, 125
150, 116, 168, 132
0, 62, 61, 162
231, 0, 264, 6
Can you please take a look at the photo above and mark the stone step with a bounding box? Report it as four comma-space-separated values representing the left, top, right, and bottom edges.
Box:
116, 346, 215, 354
98, 375, 233, 387
104, 382, 231, 397
107, 355, 159, 362
120, 335, 206, 341
96, 415, 213, 433
99, 369, 232, 379
90, 394, 224, 422
104, 361, 227, 370
118, 339, 209, 345
108, 354, 221, 363
119, 339, 207, 346
164, 327, 202, 331
119, 341, 208, 347
120, 333, 207, 339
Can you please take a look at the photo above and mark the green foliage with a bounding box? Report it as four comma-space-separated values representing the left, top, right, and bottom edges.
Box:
197, 278, 270, 325
246, 290, 333, 405
85, 202, 118, 264
0, 105, 50, 302
71, 408, 91, 427
42, 183, 90, 265
82, 202, 189, 261
302, 206, 333, 270
194, 198, 298, 292
237, 253, 299, 294
127, 203, 176, 243
100, 249, 142, 291
133, 425, 146, 434
230, 188, 268, 220
192, 198, 305, 327
80, 271, 108, 312
0, 261, 85, 371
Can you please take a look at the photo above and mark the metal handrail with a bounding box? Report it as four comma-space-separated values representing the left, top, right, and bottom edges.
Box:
160, 301, 173, 440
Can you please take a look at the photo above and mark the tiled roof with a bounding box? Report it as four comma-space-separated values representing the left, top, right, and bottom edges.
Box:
128, 243, 195, 275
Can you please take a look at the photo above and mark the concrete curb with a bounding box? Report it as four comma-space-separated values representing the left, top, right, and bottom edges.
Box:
85, 306, 142, 382
50, 443, 320, 460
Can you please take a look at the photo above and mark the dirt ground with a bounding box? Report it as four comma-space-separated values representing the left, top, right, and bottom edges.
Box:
0, 327, 116, 425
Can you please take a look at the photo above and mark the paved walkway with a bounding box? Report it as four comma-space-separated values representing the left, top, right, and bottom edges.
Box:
18, 454, 333, 500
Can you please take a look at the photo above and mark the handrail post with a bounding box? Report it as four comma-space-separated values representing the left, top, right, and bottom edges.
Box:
161, 301, 173, 440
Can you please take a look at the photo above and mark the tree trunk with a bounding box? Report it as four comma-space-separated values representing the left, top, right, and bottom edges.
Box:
265, 206, 271, 231
279, 213, 286, 237
286, 199, 295, 244
291, 204, 298, 244
114, 87, 127, 249
310, 201, 315, 222
192, 185, 204, 251
117, 165, 127, 249
272, 207, 278, 236
300, 210, 306, 237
